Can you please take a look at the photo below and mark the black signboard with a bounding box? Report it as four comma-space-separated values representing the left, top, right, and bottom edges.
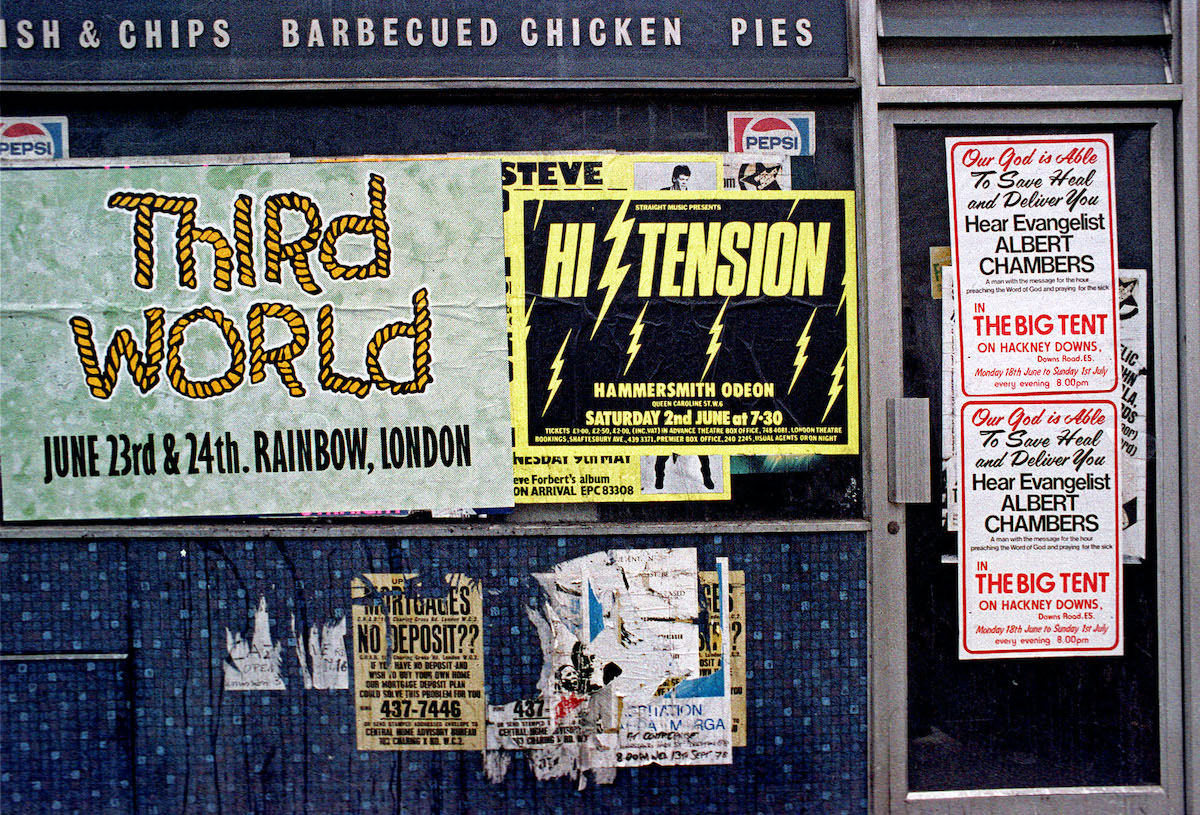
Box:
0, 2, 849, 85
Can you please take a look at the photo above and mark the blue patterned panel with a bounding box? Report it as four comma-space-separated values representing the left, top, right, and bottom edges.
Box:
1, 659, 132, 814
0, 541, 127, 654
1, 533, 866, 815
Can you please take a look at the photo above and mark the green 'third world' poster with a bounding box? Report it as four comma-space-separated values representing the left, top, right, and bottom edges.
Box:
0, 158, 512, 520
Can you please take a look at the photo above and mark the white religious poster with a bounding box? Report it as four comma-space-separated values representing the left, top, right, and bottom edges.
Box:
947, 134, 1124, 659
958, 400, 1121, 658
946, 134, 1119, 398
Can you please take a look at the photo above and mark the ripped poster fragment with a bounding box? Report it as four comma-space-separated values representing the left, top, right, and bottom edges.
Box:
351, 573, 485, 750
722, 153, 792, 191
699, 569, 747, 747
487, 548, 737, 785
292, 614, 349, 690
1117, 269, 1148, 561
940, 257, 961, 533
223, 596, 286, 691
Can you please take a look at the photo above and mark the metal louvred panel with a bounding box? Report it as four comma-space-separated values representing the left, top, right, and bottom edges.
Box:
878, 0, 1172, 85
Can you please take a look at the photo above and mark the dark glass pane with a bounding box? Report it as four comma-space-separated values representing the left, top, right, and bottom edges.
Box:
896, 123, 1159, 790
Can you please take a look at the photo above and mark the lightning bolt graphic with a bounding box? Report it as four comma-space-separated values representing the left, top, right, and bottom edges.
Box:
836, 257, 853, 315
822, 348, 848, 422
591, 199, 635, 339
788, 308, 818, 395
519, 297, 536, 352
702, 298, 730, 380
542, 329, 571, 417
624, 303, 649, 375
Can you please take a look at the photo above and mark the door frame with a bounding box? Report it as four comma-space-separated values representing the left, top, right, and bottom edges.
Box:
865, 106, 1184, 815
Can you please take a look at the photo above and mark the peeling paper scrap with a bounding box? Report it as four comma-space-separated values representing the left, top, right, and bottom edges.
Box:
613, 558, 733, 769
1117, 269, 1147, 561
223, 596, 286, 691
941, 262, 961, 533
487, 548, 733, 784
351, 573, 485, 750
292, 614, 349, 690
534, 547, 699, 624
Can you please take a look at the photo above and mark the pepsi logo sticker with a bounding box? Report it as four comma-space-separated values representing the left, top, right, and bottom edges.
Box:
0, 118, 68, 161
727, 111, 815, 157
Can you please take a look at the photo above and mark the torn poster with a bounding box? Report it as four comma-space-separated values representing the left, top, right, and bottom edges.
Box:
1117, 269, 1148, 561
351, 573, 485, 750
291, 614, 349, 690
941, 260, 961, 533
486, 548, 734, 785
699, 569, 747, 747
223, 596, 286, 691
722, 153, 792, 191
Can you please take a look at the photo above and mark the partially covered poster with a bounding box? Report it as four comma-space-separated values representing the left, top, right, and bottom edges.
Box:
352, 573, 486, 750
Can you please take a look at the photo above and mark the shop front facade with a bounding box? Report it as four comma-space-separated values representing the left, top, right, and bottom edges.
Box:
1, 2, 1196, 813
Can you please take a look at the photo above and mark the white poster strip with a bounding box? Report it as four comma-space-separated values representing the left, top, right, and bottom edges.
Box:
941, 254, 960, 532
946, 135, 1119, 397
959, 400, 1121, 659
1117, 269, 1148, 560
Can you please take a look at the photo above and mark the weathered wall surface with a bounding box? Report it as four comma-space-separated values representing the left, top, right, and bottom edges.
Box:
1, 532, 866, 814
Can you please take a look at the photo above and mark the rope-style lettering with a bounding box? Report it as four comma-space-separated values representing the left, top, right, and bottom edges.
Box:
263, 193, 322, 295
233, 193, 256, 288
68, 309, 165, 398
317, 305, 370, 398
165, 306, 246, 399
319, 173, 391, 281
365, 288, 433, 394
247, 302, 309, 397
107, 193, 198, 289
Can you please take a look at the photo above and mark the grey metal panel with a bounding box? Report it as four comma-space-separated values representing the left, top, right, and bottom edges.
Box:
1178, 5, 1200, 815
879, 0, 1168, 38
887, 398, 932, 504
876, 84, 1184, 104
907, 789, 1168, 815
1144, 105, 1185, 815
881, 41, 1170, 85
859, 6, 913, 814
